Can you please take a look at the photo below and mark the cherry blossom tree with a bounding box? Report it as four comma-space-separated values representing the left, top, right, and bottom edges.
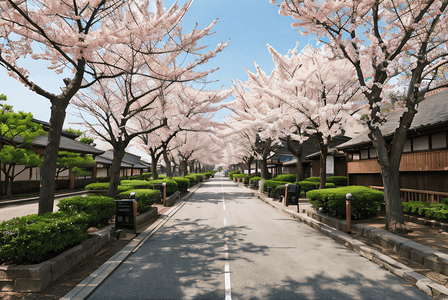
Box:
133, 83, 230, 179
0, 0, 221, 213
220, 119, 258, 175
272, 0, 448, 232
70, 1, 228, 198
258, 44, 361, 188
171, 131, 223, 176
224, 69, 284, 179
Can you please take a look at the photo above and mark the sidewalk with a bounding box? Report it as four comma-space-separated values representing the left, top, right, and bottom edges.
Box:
243, 183, 448, 298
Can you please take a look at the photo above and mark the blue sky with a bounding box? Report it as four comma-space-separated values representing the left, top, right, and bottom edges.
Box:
1, 0, 312, 127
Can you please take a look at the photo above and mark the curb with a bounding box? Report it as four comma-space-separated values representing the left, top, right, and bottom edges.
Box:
255, 191, 448, 298
61, 182, 203, 300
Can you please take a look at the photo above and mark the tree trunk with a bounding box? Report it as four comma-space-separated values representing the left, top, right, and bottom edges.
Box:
286, 137, 303, 182
260, 157, 269, 179
163, 148, 172, 178
38, 100, 68, 215
107, 146, 126, 198
5, 175, 12, 197
181, 160, 188, 176
381, 166, 405, 232
371, 126, 408, 233
151, 153, 159, 180
319, 145, 328, 189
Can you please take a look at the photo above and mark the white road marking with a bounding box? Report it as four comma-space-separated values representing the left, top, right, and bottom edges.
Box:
221, 178, 232, 300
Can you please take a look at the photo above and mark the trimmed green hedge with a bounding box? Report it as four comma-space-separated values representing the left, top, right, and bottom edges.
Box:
299, 181, 336, 193
402, 201, 448, 222
304, 176, 347, 186
120, 180, 152, 189
228, 171, 241, 180
130, 173, 152, 180
263, 180, 289, 193
147, 179, 178, 195
117, 189, 158, 212
249, 176, 263, 181
184, 175, 197, 186
272, 174, 297, 183
187, 174, 204, 182
84, 182, 133, 194
233, 174, 250, 184
307, 186, 384, 219
0, 211, 90, 264
172, 177, 190, 192
57, 195, 115, 228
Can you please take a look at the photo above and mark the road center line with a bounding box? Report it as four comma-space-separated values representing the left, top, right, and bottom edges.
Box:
221, 178, 232, 300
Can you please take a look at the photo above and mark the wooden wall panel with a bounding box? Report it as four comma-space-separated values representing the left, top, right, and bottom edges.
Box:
347, 159, 382, 174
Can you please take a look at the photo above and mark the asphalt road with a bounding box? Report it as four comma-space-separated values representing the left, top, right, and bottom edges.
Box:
87, 174, 431, 300
0, 199, 61, 222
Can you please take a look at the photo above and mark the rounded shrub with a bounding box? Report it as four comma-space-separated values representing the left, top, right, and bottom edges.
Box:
117, 189, 158, 212
249, 176, 263, 181
147, 179, 178, 195
307, 186, 384, 219
57, 195, 115, 228
273, 174, 297, 183
84, 182, 133, 194
172, 177, 190, 192
0, 211, 90, 264
263, 180, 289, 193
298, 181, 335, 194
304, 176, 347, 186
120, 180, 152, 189
228, 171, 241, 180
130, 173, 152, 180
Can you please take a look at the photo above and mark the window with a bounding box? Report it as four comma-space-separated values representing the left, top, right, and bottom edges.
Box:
403, 139, 412, 152
413, 136, 429, 151
360, 149, 369, 159
369, 148, 377, 158
431, 132, 447, 149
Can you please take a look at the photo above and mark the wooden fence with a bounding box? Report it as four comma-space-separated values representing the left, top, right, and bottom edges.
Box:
370, 186, 448, 203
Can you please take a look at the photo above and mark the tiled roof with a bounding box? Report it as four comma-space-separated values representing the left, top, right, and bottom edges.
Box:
31, 135, 104, 155
337, 90, 448, 149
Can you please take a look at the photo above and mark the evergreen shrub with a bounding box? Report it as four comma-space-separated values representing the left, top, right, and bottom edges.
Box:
249, 176, 263, 181
228, 171, 241, 180
57, 195, 115, 228
263, 180, 289, 193
84, 182, 133, 194
120, 180, 152, 189
304, 176, 347, 186
307, 186, 384, 219
0, 211, 89, 264
117, 189, 158, 212
299, 181, 336, 193
172, 177, 190, 192
273, 174, 297, 183
184, 175, 197, 186
402, 201, 448, 222
147, 179, 178, 195
130, 173, 152, 180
